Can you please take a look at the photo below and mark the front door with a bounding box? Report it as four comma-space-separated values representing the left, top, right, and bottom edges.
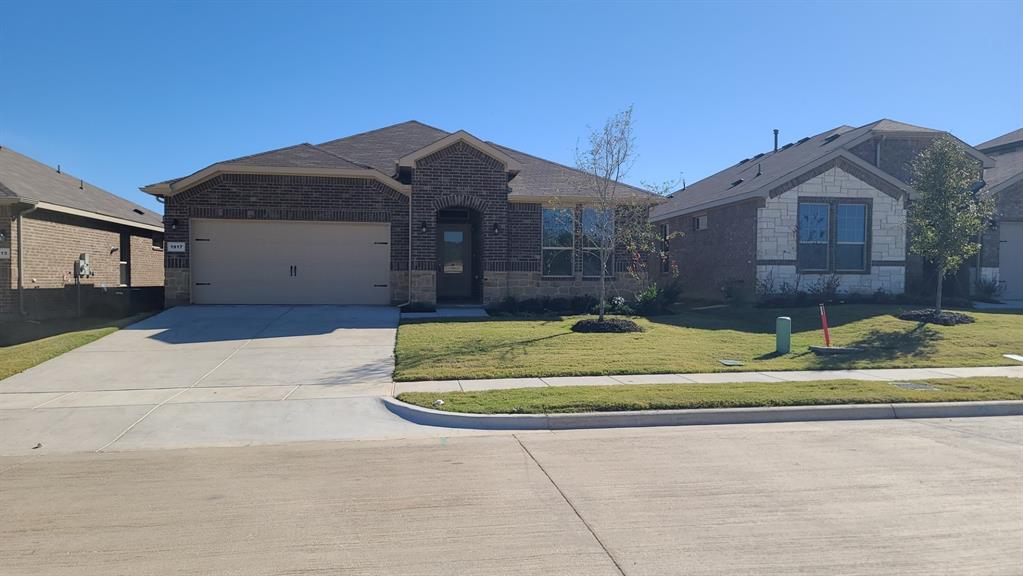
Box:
437, 223, 472, 301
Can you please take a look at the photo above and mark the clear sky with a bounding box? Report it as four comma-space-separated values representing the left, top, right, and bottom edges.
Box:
2, 0, 1021, 214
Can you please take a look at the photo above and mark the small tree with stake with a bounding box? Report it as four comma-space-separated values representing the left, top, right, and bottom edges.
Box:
908, 135, 994, 315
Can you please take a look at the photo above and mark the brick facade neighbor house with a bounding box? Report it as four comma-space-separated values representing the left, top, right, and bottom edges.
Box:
0, 146, 165, 319
975, 128, 1023, 300
650, 119, 995, 301
142, 121, 656, 308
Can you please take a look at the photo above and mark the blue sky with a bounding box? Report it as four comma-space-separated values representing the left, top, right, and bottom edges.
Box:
2, 1, 1021, 214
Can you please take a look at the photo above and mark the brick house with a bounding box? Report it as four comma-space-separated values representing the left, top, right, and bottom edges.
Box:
975, 128, 1023, 300
650, 119, 997, 301
141, 121, 656, 308
0, 146, 165, 319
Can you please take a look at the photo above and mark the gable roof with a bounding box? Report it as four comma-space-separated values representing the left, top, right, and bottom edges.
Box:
0, 146, 163, 231
650, 119, 987, 221
976, 127, 1023, 153
143, 121, 658, 203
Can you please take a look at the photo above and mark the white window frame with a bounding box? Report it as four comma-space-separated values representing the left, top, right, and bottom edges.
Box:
693, 214, 708, 231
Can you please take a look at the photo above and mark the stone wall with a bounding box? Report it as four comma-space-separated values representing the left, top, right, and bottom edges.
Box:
756, 166, 907, 295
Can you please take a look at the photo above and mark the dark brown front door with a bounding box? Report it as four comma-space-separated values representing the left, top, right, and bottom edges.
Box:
437, 223, 472, 301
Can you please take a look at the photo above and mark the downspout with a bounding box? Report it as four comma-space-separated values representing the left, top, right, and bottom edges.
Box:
17, 202, 39, 316
399, 188, 412, 308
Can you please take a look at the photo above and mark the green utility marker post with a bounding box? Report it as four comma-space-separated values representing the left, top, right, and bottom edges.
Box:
776, 316, 791, 354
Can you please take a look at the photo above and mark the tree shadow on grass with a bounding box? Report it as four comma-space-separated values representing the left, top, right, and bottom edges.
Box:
397, 332, 571, 374
812, 322, 942, 368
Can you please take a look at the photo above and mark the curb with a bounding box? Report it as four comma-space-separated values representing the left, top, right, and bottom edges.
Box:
382, 397, 1023, 431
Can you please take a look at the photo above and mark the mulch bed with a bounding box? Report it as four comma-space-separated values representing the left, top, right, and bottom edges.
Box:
571, 318, 643, 333
897, 309, 976, 326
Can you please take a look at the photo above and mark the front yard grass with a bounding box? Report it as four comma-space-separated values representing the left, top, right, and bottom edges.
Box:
394, 305, 1023, 381
397, 377, 1023, 414
0, 313, 152, 380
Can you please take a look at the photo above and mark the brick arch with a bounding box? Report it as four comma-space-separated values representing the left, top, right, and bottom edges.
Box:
431, 194, 488, 213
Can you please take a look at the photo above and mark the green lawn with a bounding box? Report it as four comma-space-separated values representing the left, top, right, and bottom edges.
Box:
397, 377, 1023, 414
394, 305, 1023, 381
0, 314, 152, 380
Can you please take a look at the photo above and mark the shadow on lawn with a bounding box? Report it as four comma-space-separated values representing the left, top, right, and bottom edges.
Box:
397, 332, 571, 373
648, 304, 906, 334
806, 322, 942, 368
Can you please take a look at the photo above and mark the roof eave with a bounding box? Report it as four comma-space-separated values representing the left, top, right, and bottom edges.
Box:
142, 164, 411, 197
397, 130, 523, 174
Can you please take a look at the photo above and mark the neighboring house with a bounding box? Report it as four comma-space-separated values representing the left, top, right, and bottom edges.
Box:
141, 121, 655, 307
650, 119, 993, 301
975, 128, 1023, 300
0, 146, 165, 319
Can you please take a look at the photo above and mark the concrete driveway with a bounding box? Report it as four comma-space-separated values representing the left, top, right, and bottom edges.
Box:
0, 306, 476, 455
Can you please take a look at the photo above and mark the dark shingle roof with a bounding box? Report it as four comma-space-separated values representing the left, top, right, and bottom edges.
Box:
976, 127, 1023, 153
222, 143, 367, 170
317, 121, 450, 174
1, 146, 163, 228
494, 143, 654, 200
649, 119, 959, 220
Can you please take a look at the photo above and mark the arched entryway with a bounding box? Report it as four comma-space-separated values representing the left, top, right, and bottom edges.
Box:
436, 207, 483, 303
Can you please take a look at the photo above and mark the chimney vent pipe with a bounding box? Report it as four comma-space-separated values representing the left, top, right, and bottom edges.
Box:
773, 129, 779, 152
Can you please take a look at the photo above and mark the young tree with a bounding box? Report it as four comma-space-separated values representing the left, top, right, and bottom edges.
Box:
909, 135, 994, 314
575, 106, 636, 320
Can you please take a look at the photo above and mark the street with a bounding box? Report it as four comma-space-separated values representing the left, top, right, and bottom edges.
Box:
2, 416, 1021, 575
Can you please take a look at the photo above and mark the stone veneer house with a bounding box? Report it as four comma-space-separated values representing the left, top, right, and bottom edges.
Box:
142, 121, 655, 308
650, 119, 996, 301
1, 146, 165, 318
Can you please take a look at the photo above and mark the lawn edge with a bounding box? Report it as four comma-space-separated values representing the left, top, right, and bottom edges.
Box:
382, 396, 1023, 431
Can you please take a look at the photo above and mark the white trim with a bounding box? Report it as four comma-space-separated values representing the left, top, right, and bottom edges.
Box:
34, 202, 164, 232
397, 130, 522, 173
141, 164, 411, 197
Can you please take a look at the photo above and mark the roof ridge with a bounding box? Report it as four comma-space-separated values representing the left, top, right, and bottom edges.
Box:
318, 120, 450, 147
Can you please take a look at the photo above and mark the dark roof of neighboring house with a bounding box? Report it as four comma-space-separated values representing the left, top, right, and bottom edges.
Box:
978, 128, 1023, 191
976, 127, 1023, 153
650, 118, 980, 221
0, 146, 163, 229
144, 121, 656, 201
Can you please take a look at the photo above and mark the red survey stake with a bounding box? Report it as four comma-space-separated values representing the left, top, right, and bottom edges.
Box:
819, 303, 832, 347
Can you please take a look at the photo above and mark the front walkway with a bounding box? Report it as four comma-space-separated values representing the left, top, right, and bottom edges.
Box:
393, 364, 1023, 394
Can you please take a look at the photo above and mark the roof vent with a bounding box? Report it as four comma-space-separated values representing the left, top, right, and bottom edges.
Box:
756, 163, 762, 177
133, 208, 145, 215
823, 133, 841, 144
797, 137, 810, 145
753, 153, 765, 160
79, 179, 83, 190
738, 158, 750, 165
730, 178, 744, 187
57, 164, 61, 174
782, 143, 794, 150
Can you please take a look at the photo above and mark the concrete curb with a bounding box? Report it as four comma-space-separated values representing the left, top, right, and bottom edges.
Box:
382, 397, 1023, 431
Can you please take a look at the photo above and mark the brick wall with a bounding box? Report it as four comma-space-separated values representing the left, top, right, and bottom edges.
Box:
657, 199, 760, 301
130, 230, 165, 287
0, 205, 12, 316
3, 208, 164, 317
849, 135, 942, 185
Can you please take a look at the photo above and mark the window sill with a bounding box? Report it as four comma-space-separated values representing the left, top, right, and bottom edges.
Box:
540, 275, 574, 280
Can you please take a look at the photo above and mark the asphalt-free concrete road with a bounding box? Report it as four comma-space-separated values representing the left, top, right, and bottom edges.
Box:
1, 417, 1020, 575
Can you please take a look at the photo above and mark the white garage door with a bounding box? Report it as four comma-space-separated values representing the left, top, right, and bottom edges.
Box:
1001, 221, 1023, 300
191, 219, 391, 305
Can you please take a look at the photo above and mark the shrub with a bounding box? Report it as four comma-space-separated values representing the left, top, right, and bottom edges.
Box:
570, 295, 598, 314
897, 309, 975, 326
975, 277, 1003, 303
571, 318, 643, 333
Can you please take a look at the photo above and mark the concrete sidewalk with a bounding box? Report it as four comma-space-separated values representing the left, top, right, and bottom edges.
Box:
393, 364, 1023, 394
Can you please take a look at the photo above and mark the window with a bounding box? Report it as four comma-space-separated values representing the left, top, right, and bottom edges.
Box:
693, 214, 708, 231
659, 224, 671, 273
835, 204, 867, 272
118, 232, 131, 286
581, 207, 613, 278
541, 207, 574, 277
797, 203, 829, 271
797, 200, 871, 273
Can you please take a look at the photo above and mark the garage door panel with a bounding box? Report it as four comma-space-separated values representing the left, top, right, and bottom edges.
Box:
191, 220, 391, 305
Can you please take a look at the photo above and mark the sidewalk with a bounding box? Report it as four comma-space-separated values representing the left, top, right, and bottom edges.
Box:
392, 364, 1023, 395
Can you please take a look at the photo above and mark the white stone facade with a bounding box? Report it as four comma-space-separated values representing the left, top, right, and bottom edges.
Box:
756, 166, 907, 295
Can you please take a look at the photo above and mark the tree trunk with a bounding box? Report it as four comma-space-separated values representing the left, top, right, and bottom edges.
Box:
935, 265, 944, 315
